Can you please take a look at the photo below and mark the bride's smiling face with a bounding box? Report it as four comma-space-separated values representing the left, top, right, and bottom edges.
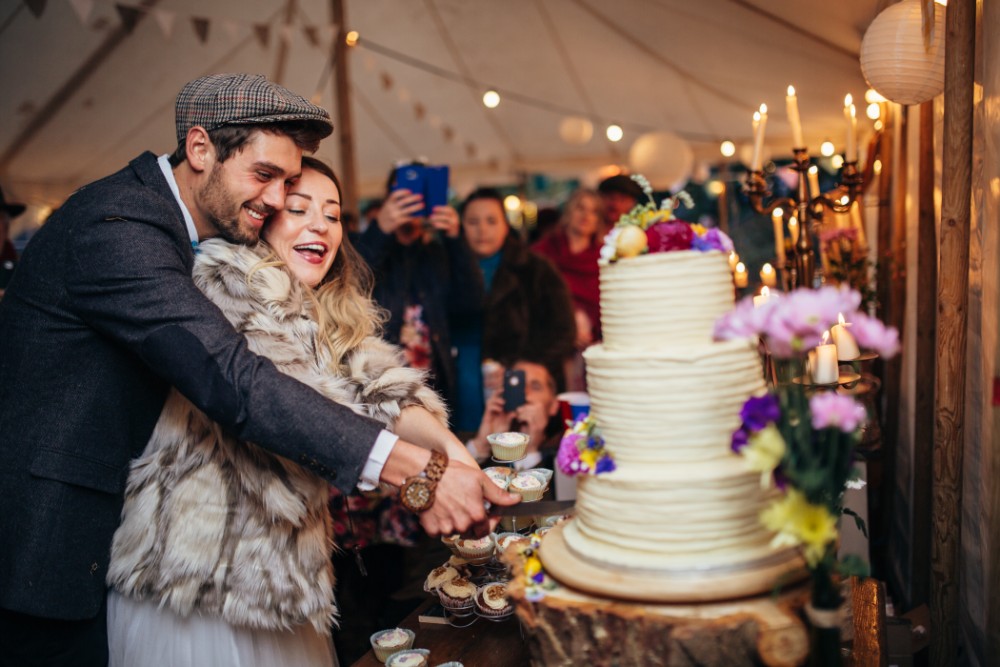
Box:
262, 167, 342, 288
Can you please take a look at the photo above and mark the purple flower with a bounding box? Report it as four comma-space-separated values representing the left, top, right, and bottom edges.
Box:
809, 392, 868, 433
595, 455, 616, 474
693, 228, 734, 253
740, 394, 781, 432
731, 427, 749, 453
772, 466, 789, 490
531, 571, 545, 584
850, 313, 900, 359
556, 438, 582, 476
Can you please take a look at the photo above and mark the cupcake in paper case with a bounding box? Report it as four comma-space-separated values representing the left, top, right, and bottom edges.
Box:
423, 565, 460, 594
454, 534, 495, 561
385, 648, 431, 667
483, 466, 513, 490
475, 582, 514, 618
370, 627, 416, 663
438, 577, 477, 610
487, 432, 529, 461
433, 663, 464, 667
508, 471, 547, 501
439, 534, 461, 556
494, 532, 531, 557
445, 554, 473, 576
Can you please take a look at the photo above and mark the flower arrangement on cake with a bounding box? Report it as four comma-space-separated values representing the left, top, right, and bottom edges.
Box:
600, 175, 733, 262
714, 285, 899, 663
555, 414, 615, 477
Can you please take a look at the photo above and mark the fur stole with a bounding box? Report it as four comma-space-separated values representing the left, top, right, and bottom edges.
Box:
107, 239, 447, 633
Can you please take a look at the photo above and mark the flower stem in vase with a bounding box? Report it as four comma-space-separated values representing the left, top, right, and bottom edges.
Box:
806, 559, 844, 667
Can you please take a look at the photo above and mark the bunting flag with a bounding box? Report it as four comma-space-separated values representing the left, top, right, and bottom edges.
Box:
114, 3, 141, 32
442, 126, 454, 142
152, 8, 175, 39
253, 24, 270, 48
379, 72, 393, 90
302, 25, 319, 48
23, 0, 46, 18
191, 17, 209, 43
67, 0, 94, 25
414, 102, 425, 121
465, 143, 476, 159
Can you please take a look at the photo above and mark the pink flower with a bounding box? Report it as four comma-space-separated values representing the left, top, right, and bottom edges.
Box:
762, 286, 859, 357
850, 313, 900, 358
809, 393, 868, 433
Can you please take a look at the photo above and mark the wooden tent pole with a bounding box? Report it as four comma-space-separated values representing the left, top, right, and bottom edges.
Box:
911, 101, 936, 609
331, 0, 359, 221
931, 0, 975, 662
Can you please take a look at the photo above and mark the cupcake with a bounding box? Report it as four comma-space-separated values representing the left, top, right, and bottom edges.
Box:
483, 467, 512, 490
509, 471, 546, 501
486, 432, 529, 461
370, 628, 415, 662
474, 582, 513, 618
494, 532, 531, 556
385, 648, 430, 667
440, 534, 461, 556
423, 565, 459, 594
455, 534, 495, 561
437, 576, 477, 610
433, 663, 464, 667
446, 555, 473, 576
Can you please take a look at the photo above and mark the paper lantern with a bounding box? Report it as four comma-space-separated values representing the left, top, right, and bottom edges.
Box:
628, 131, 694, 192
558, 116, 594, 145
860, 0, 945, 105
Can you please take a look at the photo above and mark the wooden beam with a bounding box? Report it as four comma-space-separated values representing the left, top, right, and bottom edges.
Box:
931, 0, 975, 662
0, 0, 159, 176
270, 0, 297, 86
911, 101, 937, 609
331, 0, 359, 220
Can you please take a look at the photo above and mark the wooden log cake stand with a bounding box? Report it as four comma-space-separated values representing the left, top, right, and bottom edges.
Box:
507, 523, 812, 667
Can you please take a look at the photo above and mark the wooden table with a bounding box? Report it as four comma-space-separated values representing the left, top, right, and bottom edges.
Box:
350, 598, 529, 666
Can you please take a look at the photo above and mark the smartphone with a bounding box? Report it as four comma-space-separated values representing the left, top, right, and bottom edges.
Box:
502, 369, 527, 413
391, 164, 449, 218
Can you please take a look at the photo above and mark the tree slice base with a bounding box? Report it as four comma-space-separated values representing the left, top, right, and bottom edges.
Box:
541, 521, 808, 603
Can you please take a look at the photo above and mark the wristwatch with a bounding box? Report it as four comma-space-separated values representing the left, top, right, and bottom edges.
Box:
399, 450, 449, 513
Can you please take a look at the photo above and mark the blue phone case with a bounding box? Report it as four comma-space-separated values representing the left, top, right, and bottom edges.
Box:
392, 164, 449, 218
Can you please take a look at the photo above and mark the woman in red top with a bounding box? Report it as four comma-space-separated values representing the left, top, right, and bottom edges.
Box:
531, 188, 604, 390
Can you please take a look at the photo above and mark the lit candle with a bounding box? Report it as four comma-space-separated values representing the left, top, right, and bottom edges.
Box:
786, 85, 804, 149
812, 332, 839, 384
728, 250, 740, 272
845, 99, 858, 163
771, 208, 785, 265
830, 313, 860, 360
788, 216, 799, 244
753, 286, 771, 308
808, 165, 820, 200
760, 263, 777, 288
751, 104, 767, 171
734, 262, 749, 289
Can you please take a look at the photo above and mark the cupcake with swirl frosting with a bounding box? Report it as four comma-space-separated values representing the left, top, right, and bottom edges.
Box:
474, 582, 513, 618
385, 648, 430, 667
437, 577, 477, 610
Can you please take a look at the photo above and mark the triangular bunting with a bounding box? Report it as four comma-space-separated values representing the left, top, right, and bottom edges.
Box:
115, 3, 142, 33
191, 17, 210, 43
253, 24, 270, 48
23, 0, 46, 18
465, 143, 477, 159
221, 19, 239, 41
303, 25, 319, 48
442, 126, 454, 142
414, 102, 425, 121
380, 72, 393, 90
152, 9, 175, 39
67, 0, 94, 25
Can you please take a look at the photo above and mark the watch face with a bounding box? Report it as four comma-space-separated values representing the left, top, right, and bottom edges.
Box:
402, 477, 434, 512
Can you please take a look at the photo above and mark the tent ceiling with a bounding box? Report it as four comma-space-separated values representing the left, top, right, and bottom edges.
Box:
0, 0, 883, 212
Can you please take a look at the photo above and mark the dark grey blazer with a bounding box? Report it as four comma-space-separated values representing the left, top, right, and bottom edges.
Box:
0, 152, 385, 620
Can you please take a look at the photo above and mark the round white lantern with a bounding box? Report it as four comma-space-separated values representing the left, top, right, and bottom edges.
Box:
558, 116, 594, 145
628, 131, 694, 192
860, 0, 945, 105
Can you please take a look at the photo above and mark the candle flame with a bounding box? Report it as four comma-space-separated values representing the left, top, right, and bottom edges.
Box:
838, 312, 849, 326
808, 165, 818, 175
759, 103, 768, 115
822, 330, 830, 345
735, 261, 746, 273
753, 111, 761, 122
844, 93, 853, 107
761, 286, 770, 297
787, 85, 796, 97
772, 207, 783, 218
849, 103, 856, 119
762, 263, 774, 274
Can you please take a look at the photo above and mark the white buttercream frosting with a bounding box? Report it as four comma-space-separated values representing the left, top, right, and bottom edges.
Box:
570, 250, 787, 573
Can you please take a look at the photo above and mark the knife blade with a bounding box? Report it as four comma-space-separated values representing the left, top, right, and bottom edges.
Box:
489, 500, 575, 517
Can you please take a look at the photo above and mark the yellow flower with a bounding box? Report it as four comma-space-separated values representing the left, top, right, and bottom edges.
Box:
524, 555, 542, 579
760, 490, 838, 567
579, 448, 599, 470
742, 424, 786, 486
691, 223, 707, 236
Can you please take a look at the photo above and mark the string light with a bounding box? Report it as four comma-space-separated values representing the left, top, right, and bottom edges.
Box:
503, 195, 522, 211
482, 90, 500, 108
720, 140, 736, 157
345, 30, 360, 46
606, 124, 624, 142
820, 141, 835, 157
874, 120, 884, 131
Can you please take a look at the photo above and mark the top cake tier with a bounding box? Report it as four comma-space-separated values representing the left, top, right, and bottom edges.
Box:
600, 251, 735, 350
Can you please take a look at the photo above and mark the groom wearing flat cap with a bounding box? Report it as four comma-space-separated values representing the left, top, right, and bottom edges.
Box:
0, 73, 503, 666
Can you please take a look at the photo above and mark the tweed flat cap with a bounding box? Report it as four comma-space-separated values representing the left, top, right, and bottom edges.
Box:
175, 73, 333, 144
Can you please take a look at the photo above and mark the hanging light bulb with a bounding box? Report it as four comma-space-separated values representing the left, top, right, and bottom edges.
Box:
820, 141, 835, 157
345, 30, 360, 46
482, 90, 501, 108
606, 124, 624, 142
866, 103, 881, 120
831, 155, 845, 169
720, 140, 736, 157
